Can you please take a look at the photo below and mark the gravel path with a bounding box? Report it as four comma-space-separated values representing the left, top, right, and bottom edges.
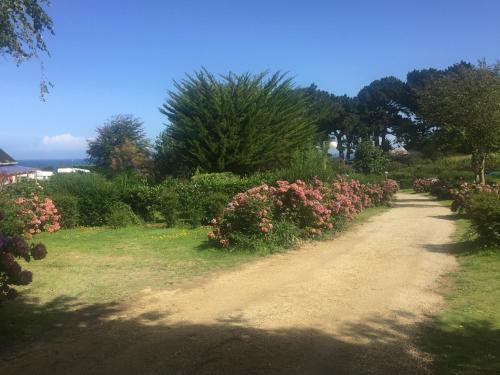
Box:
1, 192, 457, 374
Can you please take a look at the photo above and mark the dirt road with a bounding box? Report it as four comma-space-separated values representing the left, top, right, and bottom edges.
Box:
1, 192, 457, 374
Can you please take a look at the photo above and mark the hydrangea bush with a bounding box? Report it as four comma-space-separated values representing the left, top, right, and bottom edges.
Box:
449, 182, 500, 213
208, 177, 399, 248
0, 211, 48, 303
15, 194, 60, 239
412, 177, 454, 199
413, 177, 499, 213
413, 178, 437, 193
0, 185, 53, 303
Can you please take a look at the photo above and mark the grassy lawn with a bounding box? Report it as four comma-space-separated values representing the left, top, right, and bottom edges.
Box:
420, 198, 500, 374
0, 206, 389, 345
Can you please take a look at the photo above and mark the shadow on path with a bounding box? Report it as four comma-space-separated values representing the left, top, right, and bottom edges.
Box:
0, 296, 430, 375
2, 294, 498, 374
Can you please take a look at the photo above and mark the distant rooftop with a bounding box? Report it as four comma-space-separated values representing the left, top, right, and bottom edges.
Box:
0, 148, 17, 166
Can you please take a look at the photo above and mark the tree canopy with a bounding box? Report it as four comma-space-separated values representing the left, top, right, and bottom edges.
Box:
0, 0, 54, 98
87, 115, 151, 176
418, 62, 500, 183
156, 70, 317, 175
357, 76, 412, 150
300, 86, 369, 160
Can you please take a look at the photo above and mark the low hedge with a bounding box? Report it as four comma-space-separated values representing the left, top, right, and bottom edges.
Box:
44, 174, 120, 226
468, 193, 500, 245
51, 194, 79, 229
41, 171, 393, 230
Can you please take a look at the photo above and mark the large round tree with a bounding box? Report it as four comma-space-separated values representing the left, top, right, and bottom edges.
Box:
87, 114, 151, 176
156, 70, 317, 175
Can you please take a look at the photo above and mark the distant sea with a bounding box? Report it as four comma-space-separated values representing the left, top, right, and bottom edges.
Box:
17, 159, 89, 170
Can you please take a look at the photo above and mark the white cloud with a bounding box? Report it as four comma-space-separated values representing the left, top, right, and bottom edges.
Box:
40, 133, 88, 151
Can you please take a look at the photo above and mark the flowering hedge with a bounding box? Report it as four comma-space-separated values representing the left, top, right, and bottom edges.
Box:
413, 178, 438, 193
413, 178, 500, 245
413, 177, 499, 213
449, 183, 500, 213
412, 177, 455, 199
208, 177, 399, 248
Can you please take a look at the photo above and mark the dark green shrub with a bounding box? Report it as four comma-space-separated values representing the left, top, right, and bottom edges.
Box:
105, 202, 142, 228
121, 184, 160, 222
271, 147, 340, 182
353, 141, 389, 174
51, 194, 79, 228
467, 193, 500, 245
201, 192, 231, 223
161, 174, 264, 227
158, 188, 179, 227
429, 180, 454, 200
0, 197, 25, 236
45, 174, 119, 226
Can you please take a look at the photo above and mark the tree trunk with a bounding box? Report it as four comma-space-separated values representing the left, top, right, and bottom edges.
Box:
471, 152, 487, 184
480, 154, 486, 185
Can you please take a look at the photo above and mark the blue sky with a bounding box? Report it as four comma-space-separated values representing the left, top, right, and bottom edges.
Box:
1, 0, 499, 159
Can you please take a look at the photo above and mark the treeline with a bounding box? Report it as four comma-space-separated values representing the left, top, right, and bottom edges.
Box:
87, 60, 499, 183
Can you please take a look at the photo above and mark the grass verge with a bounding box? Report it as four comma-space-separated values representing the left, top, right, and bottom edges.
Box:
420, 197, 500, 374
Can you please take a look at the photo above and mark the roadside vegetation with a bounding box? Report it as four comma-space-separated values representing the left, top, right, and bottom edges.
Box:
419, 197, 500, 374
411, 175, 499, 373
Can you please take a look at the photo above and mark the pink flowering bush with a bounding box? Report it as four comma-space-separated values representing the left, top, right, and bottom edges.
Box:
273, 179, 332, 235
449, 182, 500, 213
15, 194, 61, 239
412, 177, 454, 199
209, 177, 399, 248
208, 184, 275, 247
413, 178, 437, 193
382, 179, 400, 202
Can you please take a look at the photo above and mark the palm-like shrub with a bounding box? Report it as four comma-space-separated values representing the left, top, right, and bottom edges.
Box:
156, 70, 317, 175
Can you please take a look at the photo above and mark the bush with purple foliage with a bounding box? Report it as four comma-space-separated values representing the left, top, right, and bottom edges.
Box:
0, 210, 47, 303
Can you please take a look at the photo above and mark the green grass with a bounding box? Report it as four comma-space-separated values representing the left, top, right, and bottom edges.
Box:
24, 226, 259, 303
419, 197, 500, 374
